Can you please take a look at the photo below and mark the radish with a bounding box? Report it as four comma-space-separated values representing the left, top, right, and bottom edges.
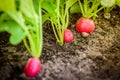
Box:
64, 29, 74, 43
75, 18, 95, 37
24, 57, 41, 78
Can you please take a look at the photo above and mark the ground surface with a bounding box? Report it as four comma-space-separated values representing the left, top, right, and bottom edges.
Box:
0, 9, 120, 80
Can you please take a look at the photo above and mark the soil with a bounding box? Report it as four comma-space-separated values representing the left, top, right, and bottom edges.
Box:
0, 9, 120, 80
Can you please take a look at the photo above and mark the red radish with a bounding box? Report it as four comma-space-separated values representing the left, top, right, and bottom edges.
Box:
75, 18, 95, 37
64, 29, 74, 43
24, 57, 41, 78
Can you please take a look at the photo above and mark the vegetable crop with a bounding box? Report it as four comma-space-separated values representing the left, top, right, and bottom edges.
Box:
71, 0, 104, 19
64, 29, 74, 43
70, 0, 104, 36
76, 18, 95, 37
101, 0, 116, 19
24, 57, 41, 77
1, 0, 120, 78
42, 0, 77, 45
0, 0, 43, 78
0, 0, 43, 59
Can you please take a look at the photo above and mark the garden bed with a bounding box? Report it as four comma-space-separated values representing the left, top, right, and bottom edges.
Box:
0, 8, 120, 80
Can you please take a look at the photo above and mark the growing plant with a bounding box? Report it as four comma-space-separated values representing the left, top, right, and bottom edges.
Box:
70, 0, 104, 37
0, 0, 43, 77
71, 0, 104, 18
24, 57, 41, 77
64, 29, 74, 43
116, 0, 120, 7
101, 0, 116, 19
70, 0, 117, 37
41, 0, 77, 45
101, 0, 115, 12
76, 18, 95, 37
71, 0, 119, 17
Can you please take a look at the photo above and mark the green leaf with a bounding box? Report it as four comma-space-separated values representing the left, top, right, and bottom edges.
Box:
66, 0, 78, 9
0, 0, 16, 12
101, 0, 115, 7
7, 11, 25, 27
0, 13, 12, 22
20, 0, 37, 19
116, 0, 120, 7
41, 1, 56, 15
0, 21, 27, 45
42, 14, 50, 24
70, 3, 80, 13
41, 1, 57, 22
33, 0, 39, 14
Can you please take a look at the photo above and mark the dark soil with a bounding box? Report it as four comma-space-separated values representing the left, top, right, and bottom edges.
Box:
0, 9, 120, 80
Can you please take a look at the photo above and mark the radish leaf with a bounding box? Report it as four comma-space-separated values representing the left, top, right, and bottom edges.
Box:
66, 0, 77, 9
0, 0, 16, 12
116, 0, 120, 7
70, 3, 80, 13
0, 21, 26, 45
20, 0, 37, 19
101, 0, 115, 7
